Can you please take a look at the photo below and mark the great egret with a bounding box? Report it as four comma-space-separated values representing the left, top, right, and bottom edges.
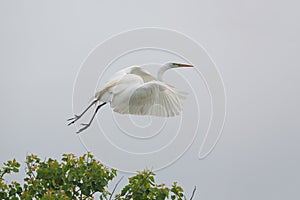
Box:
68, 62, 193, 133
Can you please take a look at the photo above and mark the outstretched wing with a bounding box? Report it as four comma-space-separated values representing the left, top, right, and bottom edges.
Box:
126, 81, 183, 117
129, 66, 157, 83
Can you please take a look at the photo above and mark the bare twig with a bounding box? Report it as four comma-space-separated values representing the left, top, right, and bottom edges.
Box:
109, 176, 124, 200
189, 186, 196, 200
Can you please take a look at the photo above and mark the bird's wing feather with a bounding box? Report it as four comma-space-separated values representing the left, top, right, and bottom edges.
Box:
112, 81, 182, 117
128, 66, 157, 82
109, 74, 144, 112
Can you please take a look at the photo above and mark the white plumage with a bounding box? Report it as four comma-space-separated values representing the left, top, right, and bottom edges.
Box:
98, 66, 184, 117
68, 62, 193, 133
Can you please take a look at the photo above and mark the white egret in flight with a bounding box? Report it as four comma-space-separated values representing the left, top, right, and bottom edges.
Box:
68, 62, 193, 133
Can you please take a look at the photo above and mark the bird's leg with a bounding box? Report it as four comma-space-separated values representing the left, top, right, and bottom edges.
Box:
67, 99, 98, 126
76, 102, 107, 134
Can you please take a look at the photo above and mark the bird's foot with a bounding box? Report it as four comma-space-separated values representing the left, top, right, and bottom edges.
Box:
67, 115, 80, 126
76, 123, 91, 134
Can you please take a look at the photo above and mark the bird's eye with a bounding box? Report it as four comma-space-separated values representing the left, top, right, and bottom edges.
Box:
172, 63, 179, 66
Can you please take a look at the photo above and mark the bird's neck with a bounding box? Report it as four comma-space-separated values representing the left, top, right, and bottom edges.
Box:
157, 65, 171, 81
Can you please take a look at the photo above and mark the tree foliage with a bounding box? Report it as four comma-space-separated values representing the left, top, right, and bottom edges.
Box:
0, 153, 195, 200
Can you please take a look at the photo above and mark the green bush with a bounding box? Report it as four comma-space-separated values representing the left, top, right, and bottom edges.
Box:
0, 153, 195, 200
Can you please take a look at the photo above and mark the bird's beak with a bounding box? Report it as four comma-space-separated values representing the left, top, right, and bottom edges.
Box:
178, 63, 193, 68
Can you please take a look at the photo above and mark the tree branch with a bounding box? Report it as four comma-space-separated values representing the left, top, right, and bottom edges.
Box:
109, 176, 124, 200
190, 186, 196, 200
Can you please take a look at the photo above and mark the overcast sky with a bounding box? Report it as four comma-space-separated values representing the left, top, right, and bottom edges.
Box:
0, 1, 299, 199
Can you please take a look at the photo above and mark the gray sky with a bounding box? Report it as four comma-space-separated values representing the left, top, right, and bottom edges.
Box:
0, 1, 299, 199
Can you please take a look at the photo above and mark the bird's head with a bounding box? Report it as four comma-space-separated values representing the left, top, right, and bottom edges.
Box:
165, 62, 194, 69
157, 62, 193, 81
